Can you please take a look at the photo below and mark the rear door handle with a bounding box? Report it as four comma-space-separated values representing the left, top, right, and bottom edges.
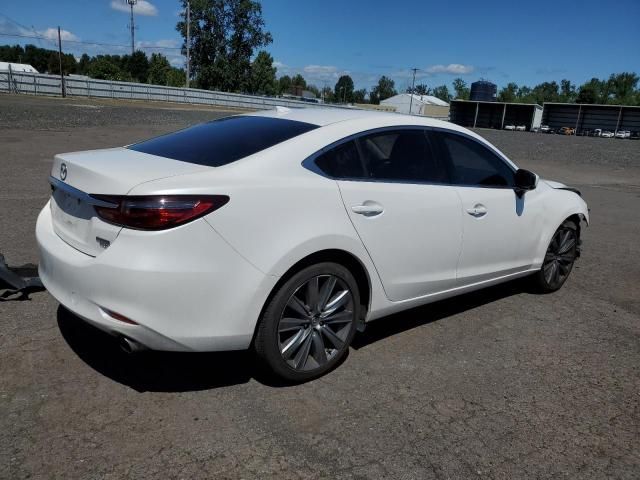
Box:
466, 204, 487, 217
351, 202, 384, 217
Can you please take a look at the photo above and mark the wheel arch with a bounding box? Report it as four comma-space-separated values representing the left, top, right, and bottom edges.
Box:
253, 249, 373, 343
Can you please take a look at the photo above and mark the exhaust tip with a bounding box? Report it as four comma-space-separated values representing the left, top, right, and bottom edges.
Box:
119, 336, 146, 354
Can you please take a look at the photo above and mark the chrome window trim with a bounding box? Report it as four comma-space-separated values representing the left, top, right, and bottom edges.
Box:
49, 176, 118, 208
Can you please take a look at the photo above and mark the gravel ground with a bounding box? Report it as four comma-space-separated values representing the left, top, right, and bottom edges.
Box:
1, 94, 639, 479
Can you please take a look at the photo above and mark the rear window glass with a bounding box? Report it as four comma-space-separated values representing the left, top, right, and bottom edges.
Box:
127, 115, 318, 166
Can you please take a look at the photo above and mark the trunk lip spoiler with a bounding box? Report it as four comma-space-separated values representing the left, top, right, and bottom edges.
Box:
49, 176, 118, 208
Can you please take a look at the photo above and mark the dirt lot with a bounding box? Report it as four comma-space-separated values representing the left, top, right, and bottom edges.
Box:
1, 94, 639, 479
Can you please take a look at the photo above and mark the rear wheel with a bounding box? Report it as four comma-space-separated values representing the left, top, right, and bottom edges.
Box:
533, 220, 579, 292
254, 262, 359, 382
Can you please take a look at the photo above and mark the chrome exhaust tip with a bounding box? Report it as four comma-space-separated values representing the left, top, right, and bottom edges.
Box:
119, 336, 146, 354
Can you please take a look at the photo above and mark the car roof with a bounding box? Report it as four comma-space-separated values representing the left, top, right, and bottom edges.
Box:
246, 106, 454, 129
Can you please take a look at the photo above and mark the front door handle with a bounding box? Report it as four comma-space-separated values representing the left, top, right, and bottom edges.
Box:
351, 202, 384, 217
466, 204, 487, 217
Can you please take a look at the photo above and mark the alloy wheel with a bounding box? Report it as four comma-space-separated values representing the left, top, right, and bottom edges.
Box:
277, 275, 354, 372
543, 227, 577, 287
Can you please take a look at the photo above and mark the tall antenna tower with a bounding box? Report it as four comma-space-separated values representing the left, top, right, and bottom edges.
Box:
127, 0, 138, 55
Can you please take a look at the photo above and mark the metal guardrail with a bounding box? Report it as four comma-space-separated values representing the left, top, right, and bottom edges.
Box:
0, 70, 345, 111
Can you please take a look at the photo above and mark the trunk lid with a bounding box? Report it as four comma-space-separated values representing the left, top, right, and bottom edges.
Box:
49, 147, 210, 256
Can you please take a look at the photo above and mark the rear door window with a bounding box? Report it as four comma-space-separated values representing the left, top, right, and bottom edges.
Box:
357, 129, 449, 183
128, 115, 318, 166
315, 141, 365, 178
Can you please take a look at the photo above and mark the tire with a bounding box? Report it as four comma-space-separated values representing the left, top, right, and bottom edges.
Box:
532, 219, 579, 293
254, 262, 360, 382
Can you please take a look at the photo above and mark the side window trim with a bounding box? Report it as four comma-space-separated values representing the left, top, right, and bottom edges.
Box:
429, 128, 516, 189
303, 125, 452, 186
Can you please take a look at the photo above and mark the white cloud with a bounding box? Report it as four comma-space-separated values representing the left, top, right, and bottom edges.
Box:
136, 39, 184, 67
425, 64, 474, 75
110, 0, 159, 17
38, 27, 79, 42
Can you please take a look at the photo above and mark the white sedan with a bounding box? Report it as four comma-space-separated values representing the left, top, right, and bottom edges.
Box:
36, 108, 589, 381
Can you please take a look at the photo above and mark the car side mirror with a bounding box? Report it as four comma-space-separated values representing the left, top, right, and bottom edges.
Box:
514, 169, 537, 197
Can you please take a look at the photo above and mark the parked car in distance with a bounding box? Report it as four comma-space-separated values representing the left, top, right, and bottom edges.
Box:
36, 108, 589, 381
516, 125, 526, 131
539, 125, 551, 133
601, 130, 615, 138
504, 124, 516, 131
592, 129, 602, 137
559, 127, 575, 135
615, 130, 630, 139
630, 131, 640, 140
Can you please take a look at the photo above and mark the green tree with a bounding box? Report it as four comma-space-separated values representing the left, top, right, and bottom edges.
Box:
167, 67, 186, 87
353, 88, 367, 103
531, 81, 560, 104
334, 75, 354, 103
407, 83, 430, 95
122, 50, 150, 83
177, 0, 272, 91
321, 85, 334, 103
248, 50, 276, 95
46, 51, 77, 75
148, 53, 172, 85
607, 72, 638, 104
432, 84, 451, 102
278, 75, 292, 95
497, 82, 518, 103
370, 75, 396, 104
87, 56, 128, 81
452, 78, 469, 99
559, 79, 577, 103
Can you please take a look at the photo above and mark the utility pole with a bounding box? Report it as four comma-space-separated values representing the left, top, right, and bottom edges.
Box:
57, 26, 66, 98
127, 0, 138, 55
408, 68, 419, 114
186, 0, 190, 88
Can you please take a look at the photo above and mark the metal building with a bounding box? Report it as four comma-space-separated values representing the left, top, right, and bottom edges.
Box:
542, 103, 640, 133
450, 100, 543, 131
380, 93, 450, 117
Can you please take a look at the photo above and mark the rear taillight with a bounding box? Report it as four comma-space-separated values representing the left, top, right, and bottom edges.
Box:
92, 195, 229, 230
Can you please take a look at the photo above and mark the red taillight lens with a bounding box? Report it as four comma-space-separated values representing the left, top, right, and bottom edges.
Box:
92, 195, 229, 230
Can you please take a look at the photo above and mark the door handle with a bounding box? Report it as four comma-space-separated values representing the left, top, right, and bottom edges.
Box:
351, 202, 384, 217
466, 204, 487, 217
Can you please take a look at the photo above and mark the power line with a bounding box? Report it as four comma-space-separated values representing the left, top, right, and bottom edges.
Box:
0, 32, 183, 51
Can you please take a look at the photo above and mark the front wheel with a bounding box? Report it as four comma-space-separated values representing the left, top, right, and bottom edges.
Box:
254, 262, 360, 382
532, 220, 579, 292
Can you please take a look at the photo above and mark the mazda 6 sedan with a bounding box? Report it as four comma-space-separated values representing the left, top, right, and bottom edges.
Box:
36, 107, 589, 381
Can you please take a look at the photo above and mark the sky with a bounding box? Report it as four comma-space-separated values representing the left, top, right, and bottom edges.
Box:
1, 0, 639, 92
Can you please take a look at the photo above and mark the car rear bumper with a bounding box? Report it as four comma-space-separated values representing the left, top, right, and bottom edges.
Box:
36, 202, 277, 352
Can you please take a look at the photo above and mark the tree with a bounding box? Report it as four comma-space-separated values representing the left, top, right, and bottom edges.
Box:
432, 84, 451, 102
148, 53, 172, 85
452, 78, 469, 100
370, 76, 396, 104
248, 50, 276, 95
497, 82, 518, 103
306, 84, 320, 98
122, 50, 150, 83
531, 81, 560, 104
334, 74, 354, 103
278, 75, 292, 95
407, 83, 430, 95
353, 88, 367, 103
77, 54, 91, 75
166, 67, 186, 87
176, 0, 272, 92
607, 72, 639, 104
559, 79, 577, 103
46, 51, 77, 75
321, 85, 334, 103
86, 56, 128, 81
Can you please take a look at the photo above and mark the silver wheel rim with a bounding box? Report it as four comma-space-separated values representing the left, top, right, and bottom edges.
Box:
543, 227, 577, 286
278, 274, 354, 372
